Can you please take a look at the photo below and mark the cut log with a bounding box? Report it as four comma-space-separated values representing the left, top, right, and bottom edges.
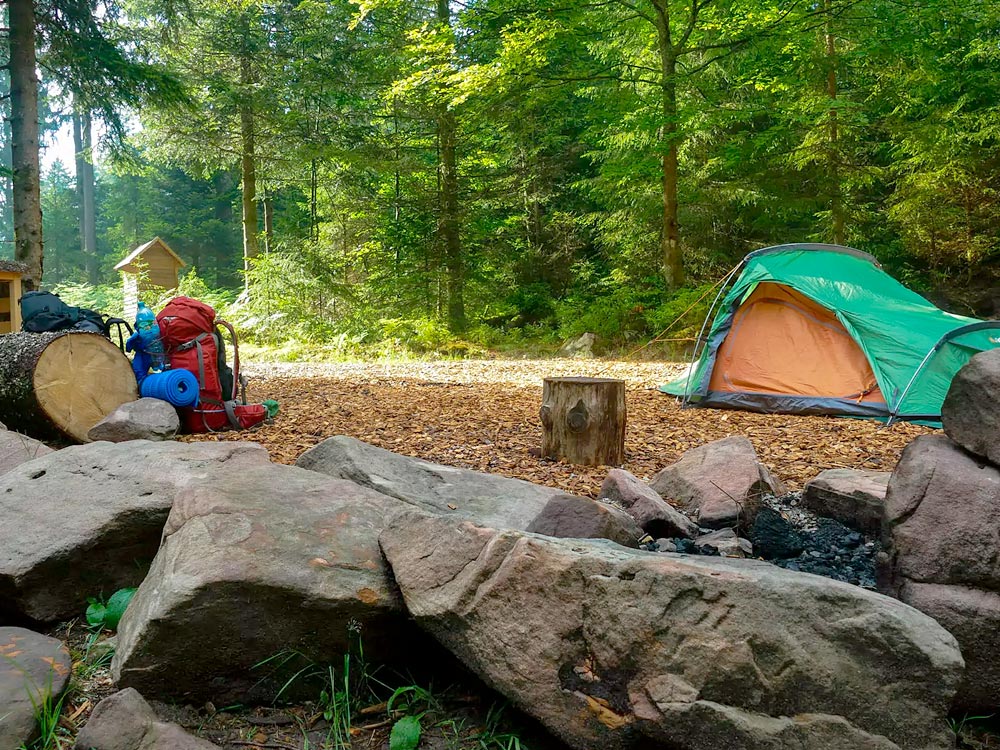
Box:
540, 376, 626, 466
0, 331, 138, 443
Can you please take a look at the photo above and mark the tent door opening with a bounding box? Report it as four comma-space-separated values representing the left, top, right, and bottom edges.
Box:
709, 283, 885, 403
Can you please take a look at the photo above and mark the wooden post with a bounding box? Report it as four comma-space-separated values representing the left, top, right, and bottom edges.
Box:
540, 377, 626, 466
0, 272, 23, 334
10, 276, 21, 332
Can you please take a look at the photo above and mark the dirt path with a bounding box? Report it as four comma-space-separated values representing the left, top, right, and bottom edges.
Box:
187, 358, 931, 496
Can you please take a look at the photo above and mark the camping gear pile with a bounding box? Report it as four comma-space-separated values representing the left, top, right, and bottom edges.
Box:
7, 290, 273, 440
130, 296, 270, 433
662, 243, 1000, 422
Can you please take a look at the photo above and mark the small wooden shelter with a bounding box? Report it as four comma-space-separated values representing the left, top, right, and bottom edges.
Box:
0, 260, 27, 334
114, 237, 185, 320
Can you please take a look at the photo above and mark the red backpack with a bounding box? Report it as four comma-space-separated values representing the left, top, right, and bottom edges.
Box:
156, 297, 267, 433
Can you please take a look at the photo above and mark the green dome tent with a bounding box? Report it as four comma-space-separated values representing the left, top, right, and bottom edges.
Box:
660, 244, 1000, 422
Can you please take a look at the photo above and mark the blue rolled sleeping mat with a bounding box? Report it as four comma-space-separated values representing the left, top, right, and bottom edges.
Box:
140, 369, 199, 408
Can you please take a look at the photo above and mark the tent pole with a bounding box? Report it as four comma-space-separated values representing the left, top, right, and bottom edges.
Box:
887, 347, 938, 427
681, 261, 745, 407
888, 321, 1000, 425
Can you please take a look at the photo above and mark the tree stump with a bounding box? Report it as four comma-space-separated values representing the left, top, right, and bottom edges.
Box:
540, 377, 626, 466
0, 331, 138, 443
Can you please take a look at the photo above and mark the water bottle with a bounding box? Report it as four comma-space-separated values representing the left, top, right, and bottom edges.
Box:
135, 301, 167, 373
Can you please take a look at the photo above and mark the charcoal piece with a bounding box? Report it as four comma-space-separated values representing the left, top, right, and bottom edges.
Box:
751, 508, 805, 559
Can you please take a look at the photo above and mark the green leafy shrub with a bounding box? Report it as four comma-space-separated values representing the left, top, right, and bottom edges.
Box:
155, 268, 237, 313
389, 715, 422, 750
48, 282, 125, 320
551, 279, 718, 355
643, 282, 719, 353
378, 317, 453, 353
85, 587, 137, 631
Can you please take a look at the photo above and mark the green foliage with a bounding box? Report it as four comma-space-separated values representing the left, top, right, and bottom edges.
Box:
84, 587, 137, 632
40, 163, 83, 283
474, 702, 525, 750
155, 269, 236, 313
253, 624, 379, 748
48, 282, 124, 320
18, 687, 69, 750
644, 283, 722, 348
250, 626, 533, 750
386, 683, 439, 718
103, 588, 137, 630
16, 0, 1000, 348
377, 318, 453, 353
74, 632, 115, 681
550, 275, 716, 353
84, 599, 106, 629
948, 712, 995, 740
316, 661, 353, 749
388, 715, 422, 750
12, 663, 71, 750
235, 247, 344, 346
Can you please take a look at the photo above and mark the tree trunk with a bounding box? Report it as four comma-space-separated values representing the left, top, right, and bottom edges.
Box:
656, 13, 684, 289
437, 0, 465, 334
263, 191, 274, 253
9, 0, 43, 289
393, 100, 401, 266
0, 331, 138, 443
1, 118, 14, 247
73, 106, 99, 284
239, 57, 258, 290
439, 109, 464, 334
540, 377, 626, 466
825, 0, 845, 246
310, 158, 318, 242
213, 170, 236, 287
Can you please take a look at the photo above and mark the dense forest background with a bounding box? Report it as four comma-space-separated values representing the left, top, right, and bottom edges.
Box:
1, 0, 998, 353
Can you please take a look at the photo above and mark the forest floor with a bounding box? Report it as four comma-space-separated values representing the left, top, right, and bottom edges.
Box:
186, 357, 932, 494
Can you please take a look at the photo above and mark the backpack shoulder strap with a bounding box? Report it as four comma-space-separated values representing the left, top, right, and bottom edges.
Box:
217, 319, 242, 402
176, 332, 212, 388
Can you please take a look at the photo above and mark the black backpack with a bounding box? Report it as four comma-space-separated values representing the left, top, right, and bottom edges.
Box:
20, 291, 132, 348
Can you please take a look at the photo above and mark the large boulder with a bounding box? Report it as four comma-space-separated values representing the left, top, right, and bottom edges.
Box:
882, 435, 1000, 592
0, 627, 72, 750
112, 461, 415, 704
649, 436, 785, 529
0, 440, 269, 623
941, 348, 1000, 464
599, 469, 699, 539
803, 468, 889, 536
296, 435, 557, 530
381, 515, 963, 750
898, 582, 1000, 713
73, 688, 219, 750
87, 398, 180, 442
0, 430, 53, 477
526, 494, 642, 548
881, 433, 1000, 710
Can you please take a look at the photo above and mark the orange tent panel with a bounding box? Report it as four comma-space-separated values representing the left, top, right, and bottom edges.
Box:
709, 283, 885, 403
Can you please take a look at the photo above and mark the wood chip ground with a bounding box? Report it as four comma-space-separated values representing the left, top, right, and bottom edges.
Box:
185, 359, 931, 495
